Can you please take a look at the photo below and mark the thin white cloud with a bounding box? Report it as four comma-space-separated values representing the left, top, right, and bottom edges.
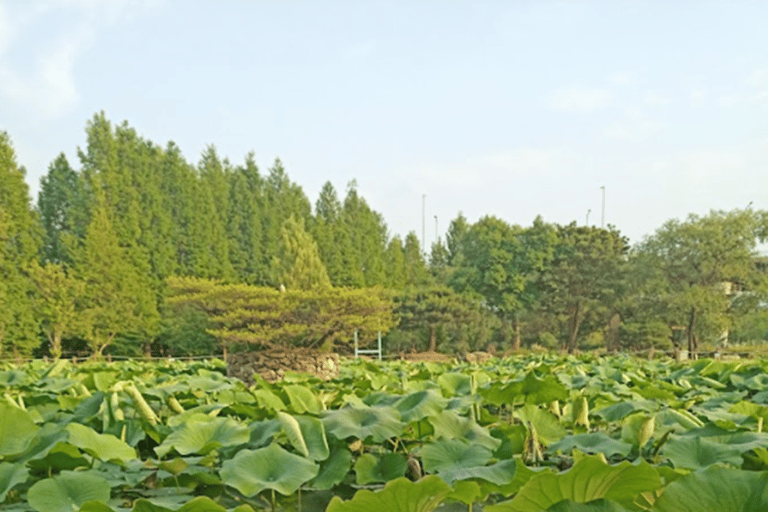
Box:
389, 147, 578, 190
746, 69, 768, 87
0, 0, 162, 119
689, 89, 706, 108
608, 72, 633, 85
642, 91, 670, 106
547, 88, 611, 112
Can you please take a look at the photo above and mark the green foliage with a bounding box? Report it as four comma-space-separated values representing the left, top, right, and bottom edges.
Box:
0, 131, 41, 358
165, 276, 394, 351
635, 209, 768, 355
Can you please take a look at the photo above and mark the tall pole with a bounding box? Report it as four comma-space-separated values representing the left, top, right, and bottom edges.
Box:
434, 215, 438, 244
600, 186, 605, 228
586, 209, 591, 226
422, 194, 426, 255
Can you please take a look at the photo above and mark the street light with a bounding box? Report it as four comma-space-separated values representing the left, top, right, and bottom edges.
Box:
434, 215, 438, 244
586, 209, 591, 226
600, 186, 605, 228
422, 194, 426, 255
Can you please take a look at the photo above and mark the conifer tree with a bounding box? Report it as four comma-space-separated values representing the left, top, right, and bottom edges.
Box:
0, 131, 42, 357
384, 235, 407, 289
70, 199, 159, 356
37, 153, 79, 263
403, 231, 431, 286
278, 215, 331, 290
227, 153, 264, 284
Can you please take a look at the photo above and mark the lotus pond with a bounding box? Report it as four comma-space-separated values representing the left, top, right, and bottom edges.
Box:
2, 354, 768, 512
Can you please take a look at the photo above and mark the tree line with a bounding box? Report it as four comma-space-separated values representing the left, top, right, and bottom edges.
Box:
2, 112, 768, 359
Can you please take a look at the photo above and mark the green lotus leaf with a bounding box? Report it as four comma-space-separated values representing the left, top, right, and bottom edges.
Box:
485, 455, 661, 512
513, 404, 567, 446
429, 411, 500, 451
594, 401, 655, 422
662, 436, 743, 469
27, 471, 111, 512
437, 459, 516, 486
77, 502, 115, 512
326, 475, 452, 512
247, 419, 281, 448
219, 443, 319, 496
420, 439, 492, 474
322, 406, 403, 442
65, 423, 137, 464
277, 412, 329, 460
0, 402, 39, 456
0, 462, 28, 502
547, 499, 632, 512
283, 385, 322, 414
549, 433, 632, 458
251, 389, 286, 411
155, 415, 249, 458
652, 465, 768, 512
437, 373, 472, 397
395, 390, 448, 423
127, 496, 254, 512
482, 372, 569, 406
354, 452, 407, 484
309, 445, 353, 490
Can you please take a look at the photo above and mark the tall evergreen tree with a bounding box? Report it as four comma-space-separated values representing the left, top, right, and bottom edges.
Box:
312, 181, 348, 285
70, 199, 159, 356
261, 159, 312, 286
37, 153, 79, 263
227, 152, 264, 284
278, 215, 331, 290
403, 231, 431, 286
197, 145, 235, 280
0, 131, 42, 357
384, 235, 407, 289
340, 181, 388, 287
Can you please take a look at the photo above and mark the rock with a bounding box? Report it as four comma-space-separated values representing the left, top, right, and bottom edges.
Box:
227, 348, 340, 385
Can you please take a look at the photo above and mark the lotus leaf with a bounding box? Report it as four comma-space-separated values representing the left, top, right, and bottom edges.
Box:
65, 423, 137, 463
326, 475, 452, 512
354, 452, 407, 484
27, 471, 111, 512
486, 455, 661, 512
652, 465, 768, 512
322, 405, 403, 442
277, 412, 329, 460
155, 415, 249, 458
0, 402, 39, 456
549, 433, 632, 458
219, 443, 318, 496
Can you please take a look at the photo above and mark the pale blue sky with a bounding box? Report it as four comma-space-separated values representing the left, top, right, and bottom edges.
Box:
2, 0, 767, 246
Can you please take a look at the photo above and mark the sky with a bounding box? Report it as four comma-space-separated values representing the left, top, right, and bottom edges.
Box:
2, 0, 767, 248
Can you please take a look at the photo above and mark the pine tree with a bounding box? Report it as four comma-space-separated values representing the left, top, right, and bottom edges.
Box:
384, 235, 407, 289
261, 159, 312, 286
403, 231, 431, 286
37, 153, 79, 263
278, 215, 331, 290
227, 152, 264, 284
70, 199, 159, 356
0, 131, 42, 357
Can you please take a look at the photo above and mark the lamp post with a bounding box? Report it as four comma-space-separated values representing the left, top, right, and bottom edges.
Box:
422, 194, 426, 256
586, 209, 591, 226
434, 215, 438, 244
600, 186, 605, 228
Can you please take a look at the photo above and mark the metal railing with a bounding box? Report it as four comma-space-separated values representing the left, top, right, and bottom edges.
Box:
353, 330, 382, 361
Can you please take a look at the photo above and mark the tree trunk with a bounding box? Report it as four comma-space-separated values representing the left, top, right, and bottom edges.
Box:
429, 325, 437, 352
687, 307, 698, 359
567, 301, 583, 354
52, 332, 62, 360
512, 316, 521, 351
